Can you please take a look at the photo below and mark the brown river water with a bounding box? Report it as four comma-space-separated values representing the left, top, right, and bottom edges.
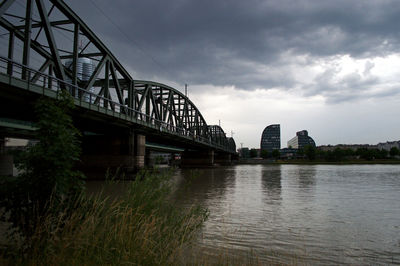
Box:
88, 164, 400, 265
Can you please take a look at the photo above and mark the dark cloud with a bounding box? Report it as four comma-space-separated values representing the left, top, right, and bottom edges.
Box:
68, 0, 400, 102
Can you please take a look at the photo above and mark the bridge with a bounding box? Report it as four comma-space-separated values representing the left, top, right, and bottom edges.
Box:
0, 0, 236, 176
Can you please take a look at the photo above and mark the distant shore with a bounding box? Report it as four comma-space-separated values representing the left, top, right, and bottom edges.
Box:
236, 159, 400, 165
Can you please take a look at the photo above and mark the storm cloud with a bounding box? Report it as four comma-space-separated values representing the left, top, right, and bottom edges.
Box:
67, 0, 400, 103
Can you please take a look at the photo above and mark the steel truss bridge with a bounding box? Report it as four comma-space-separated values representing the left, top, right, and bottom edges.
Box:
0, 0, 236, 156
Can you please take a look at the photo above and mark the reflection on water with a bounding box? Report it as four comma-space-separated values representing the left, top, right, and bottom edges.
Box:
172, 164, 400, 265
261, 165, 282, 203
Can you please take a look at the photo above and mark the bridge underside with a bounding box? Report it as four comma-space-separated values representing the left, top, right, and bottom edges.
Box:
0, 0, 237, 177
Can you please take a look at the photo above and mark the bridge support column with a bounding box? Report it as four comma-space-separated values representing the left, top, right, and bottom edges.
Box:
81, 131, 145, 178
0, 137, 13, 176
135, 134, 145, 169
214, 153, 232, 166
181, 149, 214, 167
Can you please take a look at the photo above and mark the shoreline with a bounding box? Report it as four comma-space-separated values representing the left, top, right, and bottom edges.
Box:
236, 159, 400, 165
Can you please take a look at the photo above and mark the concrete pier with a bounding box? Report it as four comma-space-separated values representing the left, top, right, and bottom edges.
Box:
214, 152, 232, 165
80, 131, 146, 178
181, 149, 214, 167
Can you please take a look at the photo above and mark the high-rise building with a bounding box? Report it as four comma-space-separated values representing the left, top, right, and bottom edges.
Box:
287, 130, 316, 149
260, 124, 280, 151
65, 55, 94, 101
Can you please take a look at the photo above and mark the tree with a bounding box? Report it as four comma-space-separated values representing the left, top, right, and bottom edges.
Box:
304, 145, 316, 160
0, 91, 85, 238
378, 149, 388, 159
297, 148, 304, 158
271, 149, 280, 160
390, 147, 400, 157
260, 149, 269, 159
356, 148, 374, 160
332, 148, 345, 161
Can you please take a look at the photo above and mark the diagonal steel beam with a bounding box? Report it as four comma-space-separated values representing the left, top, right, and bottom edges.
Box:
163, 90, 172, 122
35, 0, 66, 82
0, 0, 16, 17
109, 61, 123, 104
149, 87, 160, 121
30, 58, 51, 83
137, 84, 150, 112
0, 18, 53, 61
83, 55, 108, 94
22, 0, 32, 80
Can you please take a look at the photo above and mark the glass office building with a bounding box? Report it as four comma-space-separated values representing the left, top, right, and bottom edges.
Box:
260, 124, 281, 151
287, 130, 316, 149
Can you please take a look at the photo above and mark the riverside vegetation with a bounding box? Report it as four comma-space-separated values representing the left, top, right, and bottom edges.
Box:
253, 145, 400, 163
0, 92, 208, 265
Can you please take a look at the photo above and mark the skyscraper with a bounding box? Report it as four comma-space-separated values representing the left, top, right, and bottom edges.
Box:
260, 124, 281, 151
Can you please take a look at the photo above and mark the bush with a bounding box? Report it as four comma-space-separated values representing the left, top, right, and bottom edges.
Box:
260, 149, 269, 159
271, 149, 280, 159
1, 170, 208, 265
304, 145, 316, 160
0, 91, 84, 240
390, 147, 400, 157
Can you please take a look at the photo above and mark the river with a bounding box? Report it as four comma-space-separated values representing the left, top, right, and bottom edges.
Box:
171, 164, 400, 265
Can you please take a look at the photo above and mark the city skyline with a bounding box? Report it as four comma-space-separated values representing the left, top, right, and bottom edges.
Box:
65, 0, 400, 148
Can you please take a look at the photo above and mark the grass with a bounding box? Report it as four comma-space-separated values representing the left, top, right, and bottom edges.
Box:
0, 169, 208, 265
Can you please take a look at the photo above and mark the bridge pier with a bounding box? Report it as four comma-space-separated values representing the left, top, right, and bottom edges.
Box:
80, 131, 145, 178
214, 152, 232, 166
0, 137, 13, 176
181, 149, 214, 167
135, 134, 146, 169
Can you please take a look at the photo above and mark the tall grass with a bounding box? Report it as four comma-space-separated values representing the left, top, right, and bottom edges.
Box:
0, 169, 208, 265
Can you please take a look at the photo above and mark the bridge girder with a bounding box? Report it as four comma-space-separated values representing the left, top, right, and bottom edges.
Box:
0, 0, 236, 153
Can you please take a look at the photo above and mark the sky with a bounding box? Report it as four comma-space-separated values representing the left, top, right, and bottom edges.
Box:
66, 0, 400, 149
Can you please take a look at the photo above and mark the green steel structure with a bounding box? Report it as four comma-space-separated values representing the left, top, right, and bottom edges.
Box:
0, 0, 236, 154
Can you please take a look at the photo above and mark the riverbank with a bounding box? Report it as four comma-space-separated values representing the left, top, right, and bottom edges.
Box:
237, 158, 400, 165
0, 170, 208, 265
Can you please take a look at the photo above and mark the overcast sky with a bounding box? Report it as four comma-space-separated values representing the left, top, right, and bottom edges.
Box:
67, 0, 400, 149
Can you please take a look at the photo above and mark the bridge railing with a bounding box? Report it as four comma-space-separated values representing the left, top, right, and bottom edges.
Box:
0, 56, 234, 153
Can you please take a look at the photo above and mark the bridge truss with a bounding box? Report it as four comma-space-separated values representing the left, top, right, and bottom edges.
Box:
0, 0, 236, 153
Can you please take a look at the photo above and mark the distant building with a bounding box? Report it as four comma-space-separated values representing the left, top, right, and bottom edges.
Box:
260, 124, 280, 152
238, 147, 250, 158
377, 140, 400, 151
318, 144, 377, 152
287, 130, 316, 149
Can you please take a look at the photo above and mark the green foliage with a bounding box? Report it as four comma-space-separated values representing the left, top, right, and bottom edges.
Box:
321, 148, 355, 161
355, 148, 387, 160
1, 170, 208, 265
390, 147, 400, 157
250, 149, 258, 158
304, 145, 316, 160
260, 149, 269, 159
271, 149, 280, 159
0, 91, 84, 239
